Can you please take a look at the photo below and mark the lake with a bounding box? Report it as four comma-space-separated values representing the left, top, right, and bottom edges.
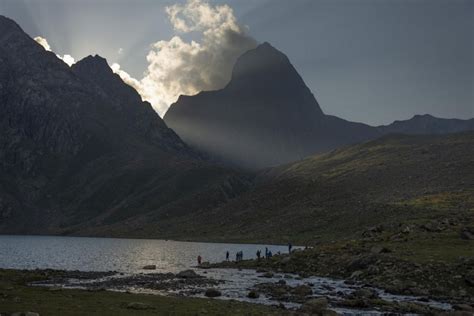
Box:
0, 235, 452, 314
0, 235, 290, 272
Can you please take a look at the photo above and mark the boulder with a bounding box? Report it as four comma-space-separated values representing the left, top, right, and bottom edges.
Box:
176, 269, 199, 279
352, 288, 379, 299
205, 288, 221, 297
142, 265, 156, 270
247, 291, 260, 299
261, 272, 274, 278
460, 227, 474, 240
292, 284, 313, 297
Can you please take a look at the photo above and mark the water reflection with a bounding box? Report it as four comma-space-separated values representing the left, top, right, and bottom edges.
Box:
0, 235, 291, 272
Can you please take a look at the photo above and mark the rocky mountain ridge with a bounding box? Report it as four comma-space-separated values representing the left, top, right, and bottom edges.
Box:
165, 42, 473, 169
0, 15, 248, 235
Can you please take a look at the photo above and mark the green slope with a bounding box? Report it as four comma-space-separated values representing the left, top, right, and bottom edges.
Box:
146, 132, 474, 244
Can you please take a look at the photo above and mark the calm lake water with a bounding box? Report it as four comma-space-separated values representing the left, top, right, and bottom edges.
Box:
0, 235, 290, 272
0, 235, 452, 314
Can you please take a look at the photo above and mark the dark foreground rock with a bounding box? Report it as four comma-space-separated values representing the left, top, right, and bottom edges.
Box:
205, 288, 222, 297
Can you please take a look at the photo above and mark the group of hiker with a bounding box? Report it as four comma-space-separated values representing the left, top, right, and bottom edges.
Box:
198, 243, 294, 265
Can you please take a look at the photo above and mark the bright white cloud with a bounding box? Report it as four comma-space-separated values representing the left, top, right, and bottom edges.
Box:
34, 36, 76, 67
112, 0, 257, 116
34, 36, 51, 51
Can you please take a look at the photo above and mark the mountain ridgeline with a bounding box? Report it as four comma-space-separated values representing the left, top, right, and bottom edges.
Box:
164, 42, 474, 170
164, 43, 379, 169
0, 15, 248, 235
0, 15, 473, 240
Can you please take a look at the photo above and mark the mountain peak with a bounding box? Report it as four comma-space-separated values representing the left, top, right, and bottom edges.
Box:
0, 15, 22, 32
73, 55, 111, 74
230, 42, 289, 82
0, 15, 30, 46
412, 114, 435, 120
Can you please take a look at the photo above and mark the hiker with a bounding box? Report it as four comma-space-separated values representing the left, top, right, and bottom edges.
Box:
265, 247, 269, 258
256, 250, 261, 260
288, 243, 292, 254
268, 250, 272, 258
236, 251, 243, 262
197, 255, 202, 265
226, 251, 230, 261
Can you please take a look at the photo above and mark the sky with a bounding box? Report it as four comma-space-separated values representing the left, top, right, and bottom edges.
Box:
0, 0, 472, 125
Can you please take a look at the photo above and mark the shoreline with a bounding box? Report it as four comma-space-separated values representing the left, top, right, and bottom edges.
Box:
0, 269, 290, 316
0, 264, 463, 316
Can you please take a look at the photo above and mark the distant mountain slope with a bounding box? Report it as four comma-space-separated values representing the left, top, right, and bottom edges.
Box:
147, 132, 474, 243
164, 43, 379, 170
378, 114, 474, 135
164, 43, 474, 170
0, 15, 248, 235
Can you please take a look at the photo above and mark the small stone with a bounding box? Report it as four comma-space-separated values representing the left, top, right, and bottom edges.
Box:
370, 246, 391, 254
142, 265, 156, 270
367, 265, 380, 275
350, 270, 364, 279
247, 291, 260, 299
205, 288, 221, 297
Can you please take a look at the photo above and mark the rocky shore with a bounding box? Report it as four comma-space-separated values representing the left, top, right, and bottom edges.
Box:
210, 240, 474, 315
0, 269, 292, 316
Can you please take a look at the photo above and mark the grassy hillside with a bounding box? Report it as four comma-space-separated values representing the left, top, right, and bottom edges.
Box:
146, 132, 474, 244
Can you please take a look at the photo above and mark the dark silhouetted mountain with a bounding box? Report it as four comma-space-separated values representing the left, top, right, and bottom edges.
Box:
164, 42, 380, 169
378, 114, 474, 135
164, 43, 474, 170
0, 15, 248, 236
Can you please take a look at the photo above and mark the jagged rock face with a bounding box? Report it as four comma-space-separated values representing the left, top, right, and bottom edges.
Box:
0, 15, 248, 235
164, 42, 379, 169
71, 56, 186, 151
